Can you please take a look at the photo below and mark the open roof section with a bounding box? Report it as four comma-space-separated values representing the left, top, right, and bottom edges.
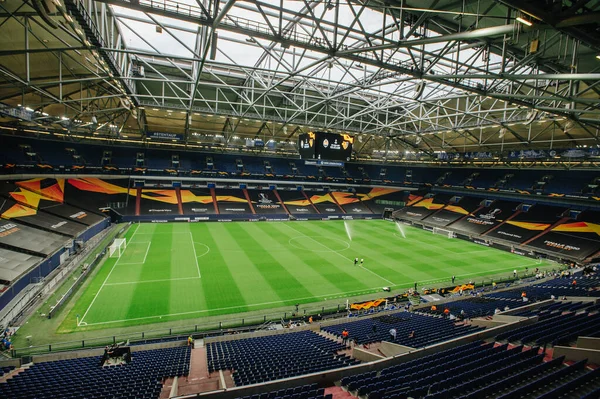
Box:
0, 0, 599, 157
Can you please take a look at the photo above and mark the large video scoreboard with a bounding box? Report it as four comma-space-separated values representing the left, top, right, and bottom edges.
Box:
298, 131, 354, 161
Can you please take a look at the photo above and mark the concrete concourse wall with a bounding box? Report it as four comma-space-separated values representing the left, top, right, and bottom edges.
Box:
31, 340, 187, 364
576, 337, 600, 350
553, 346, 600, 364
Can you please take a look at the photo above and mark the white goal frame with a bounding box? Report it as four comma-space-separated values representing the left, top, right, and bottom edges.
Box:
109, 238, 127, 258
432, 226, 456, 238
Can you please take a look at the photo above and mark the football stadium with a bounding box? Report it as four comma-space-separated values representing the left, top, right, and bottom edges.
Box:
1, 1, 600, 398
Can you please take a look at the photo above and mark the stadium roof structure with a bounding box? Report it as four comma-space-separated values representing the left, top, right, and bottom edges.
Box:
1, 0, 600, 159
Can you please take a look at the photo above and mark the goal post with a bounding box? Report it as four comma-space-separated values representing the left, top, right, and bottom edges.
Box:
108, 238, 127, 258
432, 226, 456, 238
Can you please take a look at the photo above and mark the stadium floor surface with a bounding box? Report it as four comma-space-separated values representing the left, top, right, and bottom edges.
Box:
62, 220, 552, 331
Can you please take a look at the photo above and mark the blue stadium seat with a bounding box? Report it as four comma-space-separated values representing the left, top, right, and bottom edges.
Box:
207, 331, 355, 386
0, 346, 190, 399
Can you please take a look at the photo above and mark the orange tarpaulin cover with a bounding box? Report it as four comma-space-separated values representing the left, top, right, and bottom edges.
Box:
350, 299, 386, 310
450, 284, 475, 293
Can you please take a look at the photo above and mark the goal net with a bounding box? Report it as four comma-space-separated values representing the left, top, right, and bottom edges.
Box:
432, 227, 456, 238
109, 238, 127, 258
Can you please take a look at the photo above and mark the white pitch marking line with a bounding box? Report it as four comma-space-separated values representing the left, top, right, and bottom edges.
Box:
190, 231, 202, 278
448, 263, 549, 281
104, 277, 201, 286
81, 285, 396, 327
129, 222, 141, 241
282, 222, 395, 286
455, 250, 492, 255
82, 261, 551, 327
79, 223, 140, 326
133, 232, 191, 235
141, 241, 151, 264
193, 242, 210, 258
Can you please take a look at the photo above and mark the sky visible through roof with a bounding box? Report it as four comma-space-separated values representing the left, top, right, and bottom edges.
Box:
110, 0, 511, 102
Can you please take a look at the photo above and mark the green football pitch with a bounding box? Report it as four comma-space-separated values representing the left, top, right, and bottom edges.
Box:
63, 220, 552, 331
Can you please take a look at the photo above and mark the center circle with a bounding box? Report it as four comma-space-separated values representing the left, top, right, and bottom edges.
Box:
288, 236, 350, 252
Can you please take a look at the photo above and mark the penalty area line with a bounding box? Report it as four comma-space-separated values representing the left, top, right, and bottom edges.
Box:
78, 223, 140, 326
104, 276, 201, 286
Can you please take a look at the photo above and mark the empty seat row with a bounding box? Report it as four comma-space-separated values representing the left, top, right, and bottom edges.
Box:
0, 346, 191, 399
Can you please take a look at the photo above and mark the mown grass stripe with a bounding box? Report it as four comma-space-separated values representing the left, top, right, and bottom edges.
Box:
193, 223, 251, 316
300, 221, 432, 283
59, 220, 555, 331
124, 223, 172, 320
257, 222, 374, 294
228, 223, 315, 302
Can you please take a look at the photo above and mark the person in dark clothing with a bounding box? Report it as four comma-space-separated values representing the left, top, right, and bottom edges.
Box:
452, 275, 456, 284
101, 350, 107, 366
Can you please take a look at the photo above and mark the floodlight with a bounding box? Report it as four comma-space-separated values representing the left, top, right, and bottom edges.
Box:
516, 17, 533, 26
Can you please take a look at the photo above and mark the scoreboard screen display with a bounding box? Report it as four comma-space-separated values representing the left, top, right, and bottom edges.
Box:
315, 132, 353, 161
298, 131, 353, 161
298, 132, 315, 159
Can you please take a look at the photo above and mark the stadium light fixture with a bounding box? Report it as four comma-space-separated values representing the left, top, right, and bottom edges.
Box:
516, 17, 533, 26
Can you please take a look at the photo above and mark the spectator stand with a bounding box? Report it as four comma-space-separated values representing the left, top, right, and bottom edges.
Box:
0, 344, 191, 399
